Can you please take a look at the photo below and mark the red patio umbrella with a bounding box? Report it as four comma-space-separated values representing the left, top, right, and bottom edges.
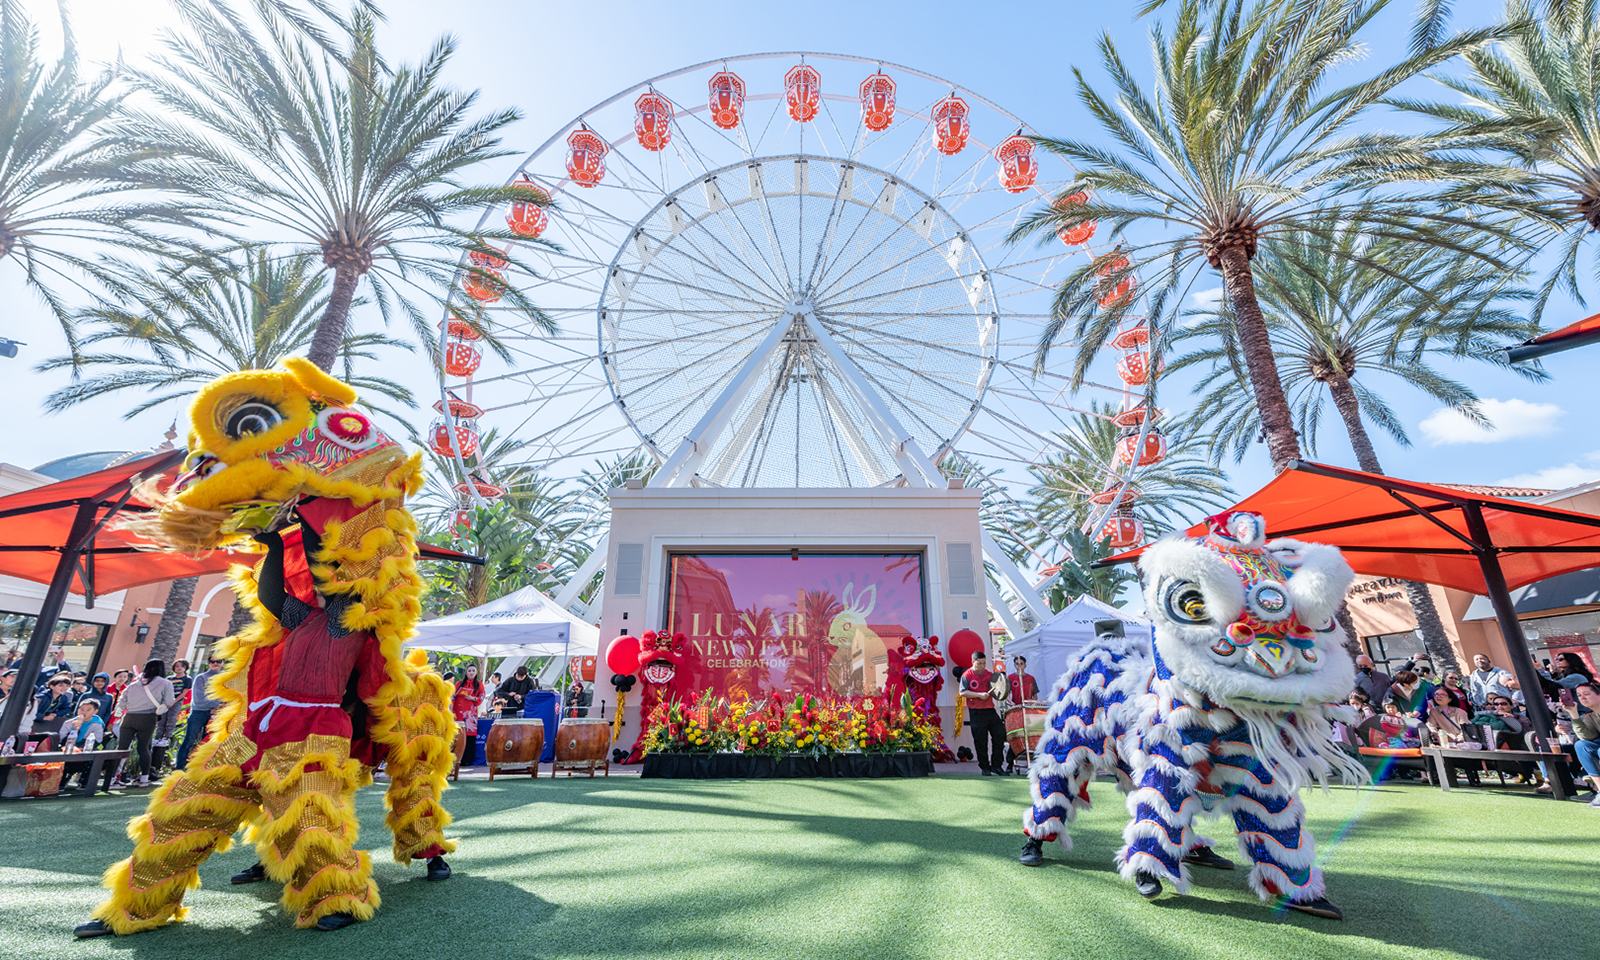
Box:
1096, 460, 1600, 742
1507, 311, 1600, 363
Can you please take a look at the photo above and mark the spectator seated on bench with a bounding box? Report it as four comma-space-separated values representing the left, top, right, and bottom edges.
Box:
57, 700, 107, 791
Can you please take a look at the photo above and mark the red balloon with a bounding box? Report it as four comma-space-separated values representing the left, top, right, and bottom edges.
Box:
947, 629, 985, 669
605, 634, 641, 677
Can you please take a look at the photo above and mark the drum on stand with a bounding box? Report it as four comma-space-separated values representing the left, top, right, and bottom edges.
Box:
553, 717, 612, 777
1005, 702, 1050, 760
485, 718, 544, 780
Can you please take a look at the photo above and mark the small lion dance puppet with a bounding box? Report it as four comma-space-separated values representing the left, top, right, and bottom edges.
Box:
896, 636, 954, 761
1018, 511, 1366, 920
75, 359, 457, 939
627, 630, 690, 763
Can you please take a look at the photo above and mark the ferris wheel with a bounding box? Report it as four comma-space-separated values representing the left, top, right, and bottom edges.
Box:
429, 52, 1166, 625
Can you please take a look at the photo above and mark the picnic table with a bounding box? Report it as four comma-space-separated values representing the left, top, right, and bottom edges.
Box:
1421, 746, 1576, 800
0, 749, 130, 799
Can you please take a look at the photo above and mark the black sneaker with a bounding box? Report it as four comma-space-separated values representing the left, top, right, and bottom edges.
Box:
231, 862, 266, 885
73, 919, 113, 939
1281, 896, 1344, 920
315, 913, 357, 931
1181, 845, 1235, 870
1019, 837, 1044, 867
426, 856, 451, 881
981, 769, 995, 776
1134, 871, 1163, 899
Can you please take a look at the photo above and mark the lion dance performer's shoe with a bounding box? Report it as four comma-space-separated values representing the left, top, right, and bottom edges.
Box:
74, 360, 459, 936
1019, 511, 1371, 920
1018, 837, 1044, 867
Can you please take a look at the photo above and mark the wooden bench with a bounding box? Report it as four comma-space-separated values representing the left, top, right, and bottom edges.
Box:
1421, 747, 1575, 800
0, 749, 130, 799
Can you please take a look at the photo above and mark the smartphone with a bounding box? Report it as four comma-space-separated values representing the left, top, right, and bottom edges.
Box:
1560, 689, 1575, 706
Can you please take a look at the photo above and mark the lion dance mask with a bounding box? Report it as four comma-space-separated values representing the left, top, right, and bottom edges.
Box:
1019, 512, 1365, 919
83, 359, 457, 936
897, 635, 954, 761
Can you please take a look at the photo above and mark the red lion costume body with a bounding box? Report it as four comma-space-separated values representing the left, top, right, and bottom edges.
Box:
627, 631, 691, 762
898, 636, 955, 762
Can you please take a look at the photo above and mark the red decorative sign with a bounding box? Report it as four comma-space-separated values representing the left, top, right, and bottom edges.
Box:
666, 553, 926, 700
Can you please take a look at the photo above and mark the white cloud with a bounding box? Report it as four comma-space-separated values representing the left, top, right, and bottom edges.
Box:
1190, 287, 1224, 305
1497, 452, 1600, 490
1419, 398, 1563, 446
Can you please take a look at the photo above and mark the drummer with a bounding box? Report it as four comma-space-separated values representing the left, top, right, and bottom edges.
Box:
1007, 655, 1039, 703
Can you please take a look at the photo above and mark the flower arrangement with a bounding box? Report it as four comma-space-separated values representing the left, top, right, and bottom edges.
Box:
641, 690, 939, 757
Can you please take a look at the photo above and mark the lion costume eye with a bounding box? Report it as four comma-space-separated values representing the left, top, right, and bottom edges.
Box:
1160, 579, 1210, 625
223, 401, 283, 439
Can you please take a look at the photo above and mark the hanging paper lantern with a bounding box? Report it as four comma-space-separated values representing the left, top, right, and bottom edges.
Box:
442, 316, 480, 341
1116, 430, 1168, 467
634, 91, 673, 151
506, 178, 549, 239
708, 69, 746, 129
453, 479, 507, 501
566, 127, 608, 187
464, 265, 504, 303
1088, 487, 1140, 507
785, 63, 821, 122
1102, 513, 1145, 548
859, 73, 896, 131
933, 94, 970, 155
1117, 351, 1150, 385
443, 338, 482, 378
428, 419, 480, 459
1110, 324, 1149, 351
995, 135, 1038, 193
1054, 192, 1097, 245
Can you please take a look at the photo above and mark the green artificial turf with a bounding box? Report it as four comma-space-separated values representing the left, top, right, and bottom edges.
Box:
0, 775, 1595, 960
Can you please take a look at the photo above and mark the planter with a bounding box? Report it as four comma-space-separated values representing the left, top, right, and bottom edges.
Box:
641, 751, 931, 779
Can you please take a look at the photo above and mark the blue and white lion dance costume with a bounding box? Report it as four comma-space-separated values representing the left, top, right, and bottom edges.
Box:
1020, 511, 1366, 919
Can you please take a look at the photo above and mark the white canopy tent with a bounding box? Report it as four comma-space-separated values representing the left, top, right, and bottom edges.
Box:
404, 585, 601, 662
1003, 596, 1153, 695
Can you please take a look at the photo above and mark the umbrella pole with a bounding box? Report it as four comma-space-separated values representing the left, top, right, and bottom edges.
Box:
0, 500, 97, 748
1465, 505, 1556, 743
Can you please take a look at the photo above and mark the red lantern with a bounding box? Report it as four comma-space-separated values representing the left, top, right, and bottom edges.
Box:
605, 634, 642, 677
506, 178, 549, 239
933, 94, 970, 155
947, 629, 984, 668
464, 265, 504, 303
859, 73, 896, 131
995, 135, 1038, 193
1116, 430, 1168, 467
1117, 351, 1150, 386
443, 338, 481, 378
469, 248, 507, 270
1101, 513, 1145, 548
566, 127, 608, 187
785, 63, 820, 122
452, 479, 506, 501
1088, 487, 1139, 506
428, 419, 479, 459
1054, 192, 1097, 245
443, 316, 480, 341
708, 69, 746, 129
634, 91, 673, 151
1110, 324, 1149, 351
452, 508, 471, 530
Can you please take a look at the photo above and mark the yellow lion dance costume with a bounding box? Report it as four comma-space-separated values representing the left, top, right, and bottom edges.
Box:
75, 359, 457, 937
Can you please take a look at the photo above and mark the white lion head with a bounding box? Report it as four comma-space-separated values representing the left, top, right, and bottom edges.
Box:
1139, 511, 1356, 707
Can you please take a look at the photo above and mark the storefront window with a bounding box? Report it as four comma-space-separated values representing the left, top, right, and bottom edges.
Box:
1520, 610, 1600, 678
1364, 630, 1426, 673
0, 611, 110, 676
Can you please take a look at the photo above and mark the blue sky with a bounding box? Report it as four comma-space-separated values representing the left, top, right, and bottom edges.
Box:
3, 0, 1596, 506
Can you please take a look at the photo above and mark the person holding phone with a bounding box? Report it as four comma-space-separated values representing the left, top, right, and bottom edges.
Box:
1556, 682, 1600, 805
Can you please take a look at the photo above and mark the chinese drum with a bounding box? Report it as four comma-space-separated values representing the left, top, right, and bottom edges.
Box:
485, 718, 544, 780
1005, 702, 1049, 756
553, 717, 612, 777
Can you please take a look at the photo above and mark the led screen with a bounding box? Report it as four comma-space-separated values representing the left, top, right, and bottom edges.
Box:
665, 552, 926, 699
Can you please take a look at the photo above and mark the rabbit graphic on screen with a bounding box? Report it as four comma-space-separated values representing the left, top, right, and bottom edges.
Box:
828, 583, 877, 643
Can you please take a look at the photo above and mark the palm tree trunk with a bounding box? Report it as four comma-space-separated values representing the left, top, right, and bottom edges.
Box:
1325, 373, 1462, 676
149, 576, 199, 666
306, 264, 361, 372
225, 595, 254, 636
1214, 246, 1302, 472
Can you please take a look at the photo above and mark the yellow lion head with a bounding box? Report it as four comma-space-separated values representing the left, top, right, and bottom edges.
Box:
126, 358, 420, 553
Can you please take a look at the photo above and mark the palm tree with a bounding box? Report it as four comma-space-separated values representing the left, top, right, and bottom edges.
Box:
1170, 224, 1546, 673
1395, 0, 1600, 322
0, 0, 144, 350
1010, 0, 1516, 471
101, 1, 554, 372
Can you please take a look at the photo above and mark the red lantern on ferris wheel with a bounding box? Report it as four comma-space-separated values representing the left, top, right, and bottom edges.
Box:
506, 178, 549, 239
1116, 350, 1151, 386
1101, 512, 1145, 548
429, 420, 479, 459
463, 265, 504, 303
785, 63, 820, 122
1053, 192, 1097, 245
933, 94, 970, 155
708, 69, 745, 129
634, 91, 673, 151
443, 338, 481, 378
566, 127, 608, 187
995, 135, 1038, 193
1116, 430, 1168, 467
859, 73, 896, 131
